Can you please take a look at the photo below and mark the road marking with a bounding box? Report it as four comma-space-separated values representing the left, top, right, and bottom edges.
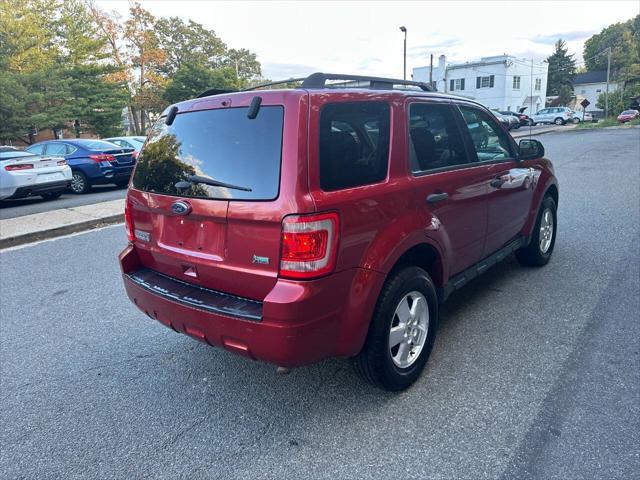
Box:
0, 222, 124, 253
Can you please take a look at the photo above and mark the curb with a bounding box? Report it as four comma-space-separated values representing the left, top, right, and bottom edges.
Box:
0, 213, 123, 250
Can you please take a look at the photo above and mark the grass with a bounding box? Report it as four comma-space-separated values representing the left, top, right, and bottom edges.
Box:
575, 117, 640, 129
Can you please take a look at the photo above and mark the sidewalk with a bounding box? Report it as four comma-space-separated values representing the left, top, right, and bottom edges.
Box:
511, 123, 577, 138
0, 199, 124, 249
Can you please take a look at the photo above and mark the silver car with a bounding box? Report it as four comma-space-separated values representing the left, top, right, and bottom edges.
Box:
530, 107, 574, 125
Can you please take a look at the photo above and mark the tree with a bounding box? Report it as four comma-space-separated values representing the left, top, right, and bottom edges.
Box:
0, 72, 29, 143
596, 83, 640, 115
546, 39, 577, 97
163, 63, 236, 104
223, 48, 262, 87
584, 15, 640, 73
155, 17, 227, 75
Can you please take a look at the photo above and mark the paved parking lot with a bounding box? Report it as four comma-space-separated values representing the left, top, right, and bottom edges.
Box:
1, 128, 638, 479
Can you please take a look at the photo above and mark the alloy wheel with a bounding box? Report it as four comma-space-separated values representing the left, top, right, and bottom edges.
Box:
388, 291, 429, 369
71, 173, 85, 193
539, 208, 554, 253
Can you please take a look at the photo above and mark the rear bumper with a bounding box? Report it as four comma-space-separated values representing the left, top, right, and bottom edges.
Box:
119, 245, 382, 367
6, 180, 70, 199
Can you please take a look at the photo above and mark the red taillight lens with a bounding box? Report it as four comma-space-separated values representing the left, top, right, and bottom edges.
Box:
279, 212, 339, 279
89, 153, 115, 162
132, 151, 139, 160
124, 200, 134, 243
4, 164, 34, 171
57, 159, 66, 166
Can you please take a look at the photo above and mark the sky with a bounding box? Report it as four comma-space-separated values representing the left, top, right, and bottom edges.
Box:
96, 0, 639, 79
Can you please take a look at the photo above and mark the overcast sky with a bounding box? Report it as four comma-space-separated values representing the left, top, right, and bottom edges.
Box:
96, 0, 639, 79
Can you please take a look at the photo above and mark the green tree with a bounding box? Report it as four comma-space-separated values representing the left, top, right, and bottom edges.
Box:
163, 63, 236, 104
155, 17, 227, 75
546, 39, 577, 97
0, 72, 29, 143
596, 83, 640, 115
584, 15, 640, 73
223, 48, 261, 87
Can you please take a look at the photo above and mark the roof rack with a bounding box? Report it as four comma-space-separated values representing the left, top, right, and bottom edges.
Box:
196, 72, 434, 98
301, 72, 434, 92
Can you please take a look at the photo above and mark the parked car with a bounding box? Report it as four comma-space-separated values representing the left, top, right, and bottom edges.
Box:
570, 111, 594, 123
119, 72, 559, 391
490, 110, 518, 130
530, 107, 574, 125
25, 139, 136, 194
617, 109, 639, 123
499, 110, 529, 127
103, 136, 146, 159
0, 147, 71, 200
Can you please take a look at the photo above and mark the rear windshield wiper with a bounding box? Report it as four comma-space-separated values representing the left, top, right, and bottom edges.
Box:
175, 174, 252, 192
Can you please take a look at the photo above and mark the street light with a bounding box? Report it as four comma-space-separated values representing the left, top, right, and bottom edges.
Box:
399, 26, 407, 80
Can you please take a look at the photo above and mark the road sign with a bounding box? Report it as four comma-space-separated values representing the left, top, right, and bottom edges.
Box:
580, 99, 590, 108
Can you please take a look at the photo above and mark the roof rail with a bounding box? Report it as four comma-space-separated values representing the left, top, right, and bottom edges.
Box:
302, 72, 434, 91
197, 73, 434, 97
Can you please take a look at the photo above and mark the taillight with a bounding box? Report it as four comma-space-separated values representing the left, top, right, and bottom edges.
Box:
89, 153, 115, 162
124, 200, 134, 243
4, 164, 34, 171
57, 160, 66, 166
132, 151, 139, 160
279, 212, 339, 279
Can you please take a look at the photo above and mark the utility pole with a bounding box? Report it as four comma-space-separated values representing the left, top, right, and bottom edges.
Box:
605, 47, 611, 118
399, 26, 407, 80
429, 53, 433, 88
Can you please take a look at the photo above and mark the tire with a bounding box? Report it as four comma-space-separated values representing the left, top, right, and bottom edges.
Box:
70, 171, 91, 194
554, 117, 565, 125
531, 122, 537, 126
353, 266, 438, 391
115, 179, 129, 188
572, 117, 580, 124
41, 191, 62, 200
516, 195, 557, 267
513, 122, 520, 129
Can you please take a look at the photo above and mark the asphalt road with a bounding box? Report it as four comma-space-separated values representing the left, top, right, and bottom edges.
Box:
1, 127, 638, 479
0, 184, 126, 220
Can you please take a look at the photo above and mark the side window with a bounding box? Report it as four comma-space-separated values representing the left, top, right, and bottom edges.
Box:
319, 102, 390, 191
458, 106, 514, 162
408, 103, 469, 173
45, 143, 68, 155
26, 144, 45, 155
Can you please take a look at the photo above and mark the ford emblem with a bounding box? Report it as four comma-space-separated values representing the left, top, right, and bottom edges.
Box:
171, 200, 192, 216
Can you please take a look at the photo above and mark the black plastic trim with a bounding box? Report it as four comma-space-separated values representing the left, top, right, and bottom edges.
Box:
438, 237, 527, 302
126, 267, 263, 322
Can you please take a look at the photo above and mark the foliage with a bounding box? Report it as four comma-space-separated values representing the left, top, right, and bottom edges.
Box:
0, 0, 263, 142
163, 64, 237, 104
596, 83, 640, 115
584, 15, 640, 73
546, 39, 577, 97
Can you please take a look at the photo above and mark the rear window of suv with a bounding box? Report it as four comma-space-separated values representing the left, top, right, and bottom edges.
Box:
132, 106, 284, 200
319, 102, 390, 191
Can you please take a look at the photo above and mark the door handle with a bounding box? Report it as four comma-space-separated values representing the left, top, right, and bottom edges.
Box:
426, 192, 449, 204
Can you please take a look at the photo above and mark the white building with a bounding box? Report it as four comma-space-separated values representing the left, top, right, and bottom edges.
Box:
413, 54, 549, 114
572, 71, 619, 116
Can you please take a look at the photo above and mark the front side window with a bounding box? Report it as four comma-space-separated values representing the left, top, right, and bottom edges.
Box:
319, 102, 390, 191
458, 106, 513, 162
133, 106, 284, 200
408, 103, 469, 173
25, 144, 44, 155
513, 76, 521, 89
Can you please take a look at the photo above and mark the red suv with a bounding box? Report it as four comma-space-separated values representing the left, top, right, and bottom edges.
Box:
119, 73, 558, 391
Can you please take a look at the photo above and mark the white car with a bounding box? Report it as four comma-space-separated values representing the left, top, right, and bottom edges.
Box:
530, 107, 574, 125
103, 136, 146, 156
0, 147, 72, 200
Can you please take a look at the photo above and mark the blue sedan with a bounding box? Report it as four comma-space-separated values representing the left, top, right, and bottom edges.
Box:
25, 139, 136, 194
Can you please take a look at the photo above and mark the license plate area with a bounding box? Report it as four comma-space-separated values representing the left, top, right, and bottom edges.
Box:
37, 172, 64, 183
157, 216, 225, 260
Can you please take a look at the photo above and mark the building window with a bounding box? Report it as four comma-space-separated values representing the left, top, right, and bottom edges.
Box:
512, 76, 521, 89
534, 78, 542, 91
476, 75, 494, 88
449, 78, 465, 91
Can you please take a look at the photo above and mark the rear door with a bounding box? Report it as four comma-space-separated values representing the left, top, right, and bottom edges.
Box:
456, 104, 535, 257
407, 99, 489, 275
129, 93, 308, 301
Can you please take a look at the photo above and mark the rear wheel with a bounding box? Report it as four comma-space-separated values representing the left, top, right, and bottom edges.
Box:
70, 171, 90, 194
554, 117, 565, 125
41, 192, 62, 200
516, 195, 557, 266
513, 122, 520, 129
353, 266, 438, 391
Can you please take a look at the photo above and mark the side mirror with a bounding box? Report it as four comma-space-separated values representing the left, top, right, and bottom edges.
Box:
518, 138, 544, 160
